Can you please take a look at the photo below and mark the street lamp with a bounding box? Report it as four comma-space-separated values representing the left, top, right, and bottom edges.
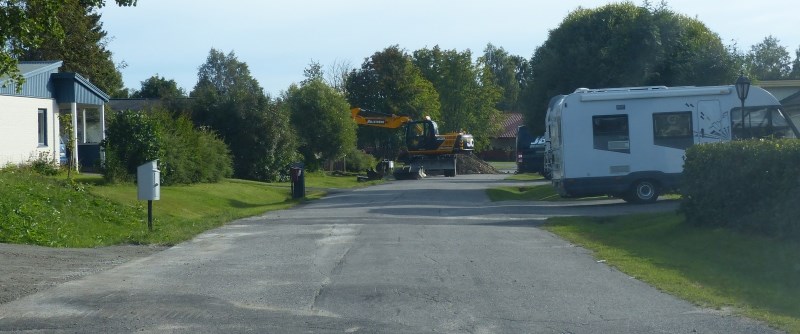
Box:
735, 73, 751, 139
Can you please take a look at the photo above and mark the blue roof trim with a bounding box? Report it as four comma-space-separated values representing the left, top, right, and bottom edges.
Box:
52, 72, 110, 105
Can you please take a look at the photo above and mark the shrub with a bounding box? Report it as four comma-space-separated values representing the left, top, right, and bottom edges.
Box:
102, 109, 233, 185
680, 139, 800, 238
153, 111, 232, 185
344, 149, 378, 172
101, 110, 163, 183
27, 151, 59, 176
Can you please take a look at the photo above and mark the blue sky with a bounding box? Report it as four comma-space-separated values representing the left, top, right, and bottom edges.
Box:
100, 0, 800, 96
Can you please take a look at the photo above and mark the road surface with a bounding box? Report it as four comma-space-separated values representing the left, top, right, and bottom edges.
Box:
0, 174, 777, 333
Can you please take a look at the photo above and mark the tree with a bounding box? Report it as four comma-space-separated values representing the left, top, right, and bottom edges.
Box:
412, 46, 502, 150
744, 36, 792, 80
482, 43, 528, 112
791, 46, 800, 80
345, 46, 440, 159
325, 59, 353, 95
1, 0, 135, 90
131, 75, 187, 99
286, 68, 357, 171
522, 2, 737, 134
190, 49, 298, 182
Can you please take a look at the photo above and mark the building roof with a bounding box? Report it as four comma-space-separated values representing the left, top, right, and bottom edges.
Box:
108, 98, 165, 111
496, 112, 525, 138
52, 72, 109, 104
1, 61, 108, 105
16, 60, 63, 78
759, 80, 800, 102
0, 60, 63, 97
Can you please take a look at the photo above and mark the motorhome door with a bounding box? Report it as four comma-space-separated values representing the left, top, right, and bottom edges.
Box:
695, 100, 729, 143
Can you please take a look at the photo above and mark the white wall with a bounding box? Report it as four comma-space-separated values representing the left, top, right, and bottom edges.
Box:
0, 95, 60, 167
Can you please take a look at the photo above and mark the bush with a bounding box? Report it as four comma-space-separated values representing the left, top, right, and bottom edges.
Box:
102, 109, 233, 185
344, 149, 378, 172
27, 151, 59, 176
680, 139, 800, 238
153, 112, 232, 184
101, 110, 162, 183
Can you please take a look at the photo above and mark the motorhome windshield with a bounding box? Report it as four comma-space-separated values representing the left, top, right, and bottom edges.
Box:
732, 106, 799, 139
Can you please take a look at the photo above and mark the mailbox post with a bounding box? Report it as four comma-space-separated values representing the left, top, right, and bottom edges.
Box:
289, 163, 305, 199
137, 160, 161, 231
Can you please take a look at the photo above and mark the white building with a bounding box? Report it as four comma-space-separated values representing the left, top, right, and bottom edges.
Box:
0, 61, 109, 170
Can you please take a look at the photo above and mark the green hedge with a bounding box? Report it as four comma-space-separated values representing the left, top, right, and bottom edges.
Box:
102, 109, 233, 185
680, 139, 800, 238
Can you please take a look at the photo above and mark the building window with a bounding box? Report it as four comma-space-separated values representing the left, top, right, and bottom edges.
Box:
653, 111, 693, 149
592, 114, 629, 153
38, 109, 47, 146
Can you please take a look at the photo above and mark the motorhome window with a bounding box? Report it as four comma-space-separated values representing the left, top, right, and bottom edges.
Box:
653, 111, 693, 149
592, 115, 630, 153
732, 106, 799, 139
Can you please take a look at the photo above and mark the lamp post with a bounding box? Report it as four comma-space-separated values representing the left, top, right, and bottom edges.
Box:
735, 73, 751, 139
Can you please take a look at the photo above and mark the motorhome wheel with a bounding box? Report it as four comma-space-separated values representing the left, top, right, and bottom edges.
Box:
630, 180, 658, 203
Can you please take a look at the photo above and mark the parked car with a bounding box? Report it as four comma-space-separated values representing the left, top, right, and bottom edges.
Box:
515, 125, 545, 174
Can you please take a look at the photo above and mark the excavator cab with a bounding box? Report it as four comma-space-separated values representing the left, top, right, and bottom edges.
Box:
405, 120, 443, 151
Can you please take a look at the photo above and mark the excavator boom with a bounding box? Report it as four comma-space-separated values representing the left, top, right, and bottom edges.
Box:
351, 108, 411, 129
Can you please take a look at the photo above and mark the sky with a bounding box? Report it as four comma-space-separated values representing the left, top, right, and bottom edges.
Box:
99, 0, 800, 97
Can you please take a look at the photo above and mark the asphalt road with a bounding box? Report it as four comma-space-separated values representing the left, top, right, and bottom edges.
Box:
0, 174, 778, 333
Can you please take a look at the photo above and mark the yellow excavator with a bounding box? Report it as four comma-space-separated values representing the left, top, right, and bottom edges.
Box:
351, 107, 474, 179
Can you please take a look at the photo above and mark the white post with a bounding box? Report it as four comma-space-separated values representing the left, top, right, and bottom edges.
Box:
71, 102, 78, 171
100, 104, 106, 163
100, 104, 106, 141
81, 108, 87, 144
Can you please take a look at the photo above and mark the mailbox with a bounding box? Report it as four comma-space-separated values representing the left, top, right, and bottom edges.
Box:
137, 160, 161, 201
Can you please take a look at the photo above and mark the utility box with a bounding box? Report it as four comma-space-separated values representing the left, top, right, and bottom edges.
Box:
137, 160, 161, 201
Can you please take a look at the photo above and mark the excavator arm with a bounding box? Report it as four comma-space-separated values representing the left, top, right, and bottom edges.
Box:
350, 108, 412, 129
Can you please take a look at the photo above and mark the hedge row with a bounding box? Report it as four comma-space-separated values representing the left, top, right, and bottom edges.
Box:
680, 139, 800, 238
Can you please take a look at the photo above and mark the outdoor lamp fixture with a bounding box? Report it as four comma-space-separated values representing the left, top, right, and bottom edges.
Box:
735, 72, 751, 139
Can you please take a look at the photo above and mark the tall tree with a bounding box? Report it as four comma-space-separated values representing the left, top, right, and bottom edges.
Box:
345, 46, 440, 159
285, 69, 356, 171
482, 43, 528, 112
1, 0, 135, 90
131, 75, 187, 99
413, 46, 501, 150
791, 46, 800, 80
522, 2, 737, 134
744, 36, 792, 80
190, 49, 298, 181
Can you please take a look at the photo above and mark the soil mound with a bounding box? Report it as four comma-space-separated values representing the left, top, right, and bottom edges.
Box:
457, 154, 500, 174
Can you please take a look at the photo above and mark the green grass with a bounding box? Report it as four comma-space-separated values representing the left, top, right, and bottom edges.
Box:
1, 169, 374, 247
487, 184, 564, 201
487, 161, 516, 170
504, 173, 544, 181
545, 213, 800, 333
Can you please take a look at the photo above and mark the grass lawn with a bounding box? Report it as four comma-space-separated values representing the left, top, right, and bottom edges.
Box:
487, 184, 565, 201
504, 173, 545, 181
545, 213, 800, 333
1, 169, 376, 247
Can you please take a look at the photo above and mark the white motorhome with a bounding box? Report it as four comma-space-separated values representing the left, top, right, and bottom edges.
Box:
545, 85, 799, 203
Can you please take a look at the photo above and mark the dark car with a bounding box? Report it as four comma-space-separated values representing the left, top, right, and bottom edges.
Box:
515, 125, 545, 174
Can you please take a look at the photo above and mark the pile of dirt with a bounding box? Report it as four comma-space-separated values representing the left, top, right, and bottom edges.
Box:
457, 154, 500, 174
